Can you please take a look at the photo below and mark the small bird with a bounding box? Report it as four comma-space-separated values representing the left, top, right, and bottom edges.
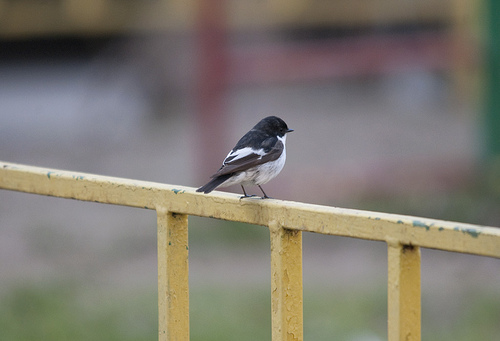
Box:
196, 116, 293, 199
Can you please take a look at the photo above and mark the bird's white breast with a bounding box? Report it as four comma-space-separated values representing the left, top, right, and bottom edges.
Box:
252, 147, 286, 185
221, 135, 287, 187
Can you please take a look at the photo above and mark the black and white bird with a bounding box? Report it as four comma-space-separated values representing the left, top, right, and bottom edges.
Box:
196, 116, 293, 199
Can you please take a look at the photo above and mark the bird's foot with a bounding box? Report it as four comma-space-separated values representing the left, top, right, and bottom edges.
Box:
240, 185, 257, 199
239, 194, 257, 199
258, 185, 273, 199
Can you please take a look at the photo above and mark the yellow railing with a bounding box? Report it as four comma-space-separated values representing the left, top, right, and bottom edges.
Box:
1, 161, 499, 341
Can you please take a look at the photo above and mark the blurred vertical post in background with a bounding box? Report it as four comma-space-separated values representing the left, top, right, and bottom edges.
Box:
485, 0, 500, 189
196, 0, 229, 178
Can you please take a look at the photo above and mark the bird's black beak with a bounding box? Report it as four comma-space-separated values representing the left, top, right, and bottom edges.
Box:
287, 128, 294, 133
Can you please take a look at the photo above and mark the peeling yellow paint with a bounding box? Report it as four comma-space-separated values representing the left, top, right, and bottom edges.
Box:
157, 209, 189, 341
388, 243, 421, 341
270, 221, 303, 341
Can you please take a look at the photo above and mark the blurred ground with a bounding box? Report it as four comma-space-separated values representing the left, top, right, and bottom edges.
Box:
0, 33, 499, 339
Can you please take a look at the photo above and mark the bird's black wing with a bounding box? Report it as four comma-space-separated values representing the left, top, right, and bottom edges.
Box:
211, 137, 284, 177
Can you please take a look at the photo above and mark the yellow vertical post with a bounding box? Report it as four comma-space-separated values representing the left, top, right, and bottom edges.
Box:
157, 209, 190, 341
387, 243, 421, 341
270, 221, 303, 341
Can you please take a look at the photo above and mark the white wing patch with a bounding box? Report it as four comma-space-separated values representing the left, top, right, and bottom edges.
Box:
223, 147, 265, 164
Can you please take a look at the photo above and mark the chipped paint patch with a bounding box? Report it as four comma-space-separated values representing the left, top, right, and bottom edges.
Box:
454, 226, 481, 238
412, 220, 432, 231
402, 244, 416, 252
397, 220, 404, 224
47, 171, 55, 179
172, 189, 185, 194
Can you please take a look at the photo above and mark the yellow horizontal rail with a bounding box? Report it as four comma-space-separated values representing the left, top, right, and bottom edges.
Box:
2, 161, 498, 257
1, 161, 499, 341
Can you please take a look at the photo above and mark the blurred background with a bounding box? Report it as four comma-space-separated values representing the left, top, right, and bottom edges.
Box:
1, 0, 499, 340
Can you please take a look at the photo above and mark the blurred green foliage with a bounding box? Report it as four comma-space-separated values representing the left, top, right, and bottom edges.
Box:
1, 281, 499, 341
0, 283, 157, 341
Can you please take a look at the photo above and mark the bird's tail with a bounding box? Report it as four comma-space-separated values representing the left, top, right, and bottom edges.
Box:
196, 174, 232, 194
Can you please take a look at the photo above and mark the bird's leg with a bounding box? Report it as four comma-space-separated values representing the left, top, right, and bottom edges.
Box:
258, 185, 272, 199
240, 185, 256, 199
